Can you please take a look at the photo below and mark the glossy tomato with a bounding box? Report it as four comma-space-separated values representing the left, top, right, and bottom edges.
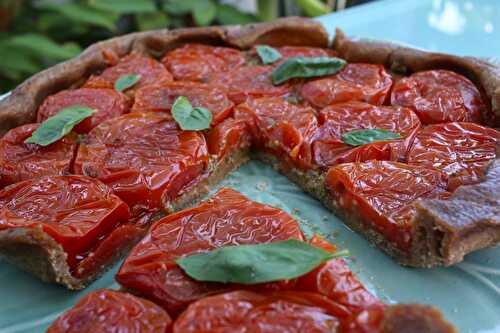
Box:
325, 161, 449, 251
161, 43, 246, 82
173, 290, 350, 333
208, 65, 291, 104
0, 175, 130, 268
116, 188, 305, 315
84, 53, 173, 95
47, 289, 171, 333
73, 112, 208, 221
312, 101, 421, 168
132, 81, 233, 126
300, 64, 393, 108
235, 97, 318, 169
250, 45, 336, 65
407, 122, 500, 190
37, 88, 130, 133
390, 70, 486, 124
206, 117, 252, 160
0, 123, 78, 188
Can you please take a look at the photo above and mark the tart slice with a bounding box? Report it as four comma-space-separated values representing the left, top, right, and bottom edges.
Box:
0, 175, 142, 289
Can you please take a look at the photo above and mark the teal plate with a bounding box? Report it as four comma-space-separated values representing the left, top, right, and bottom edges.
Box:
1, 161, 499, 332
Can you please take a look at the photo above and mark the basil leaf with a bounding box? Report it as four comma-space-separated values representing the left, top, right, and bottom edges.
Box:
342, 129, 402, 146
176, 239, 349, 284
114, 74, 141, 92
271, 57, 346, 85
25, 106, 96, 146
256, 45, 282, 65
172, 96, 212, 131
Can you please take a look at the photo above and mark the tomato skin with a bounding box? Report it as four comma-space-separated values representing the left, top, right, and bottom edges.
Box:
208, 66, 291, 104
116, 188, 305, 316
325, 161, 449, 251
0, 175, 130, 268
73, 112, 208, 220
207, 117, 252, 160
37, 88, 130, 133
47, 289, 172, 333
249, 46, 337, 65
300, 64, 393, 108
173, 290, 350, 333
407, 122, 500, 190
84, 53, 173, 95
391, 70, 485, 124
161, 43, 246, 82
132, 81, 234, 126
235, 97, 318, 169
312, 102, 421, 168
0, 124, 78, 188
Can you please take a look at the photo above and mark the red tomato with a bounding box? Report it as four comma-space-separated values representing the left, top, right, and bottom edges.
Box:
407, 122, 500, 190
300, 64, 393, 108
250, 45, 337, 65
207, 117, 252, 160
37, 88, 130, 133
235, 97, 318, 169
325, 161, 448, 251
47, 289, 171, 333
84, 53, 173, 95
391, 70, 486, 124
173, 290, 350, 333
208, 65, 291, 104
312, 101, 421, 168
73, 112, 208, 221
0, 123, 78, 188
161, 43, 246, 82
0, 175, 130, 268
132, 81, 233, 126
116, 188, 305, 315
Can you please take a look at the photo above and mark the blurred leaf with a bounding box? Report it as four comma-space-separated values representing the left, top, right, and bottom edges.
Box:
163, 0, 199, 15
39, 2, 117, 30
192, 0, 216, 26
88, 0, 157, 14
0, 43, 41, 76
296, 0, 330, 16
216, 4, 258, 25
137, 12, 170, 31
8, 34, 81, 60
257, 0, 279, 21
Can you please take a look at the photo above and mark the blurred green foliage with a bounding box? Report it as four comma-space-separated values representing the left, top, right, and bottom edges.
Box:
0, 0, 337, 93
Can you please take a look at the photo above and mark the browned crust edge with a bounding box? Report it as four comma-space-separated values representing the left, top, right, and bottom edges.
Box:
0, 17, 329, 136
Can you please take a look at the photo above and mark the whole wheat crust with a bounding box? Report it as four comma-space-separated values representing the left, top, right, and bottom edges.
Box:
0, 17, 496, 329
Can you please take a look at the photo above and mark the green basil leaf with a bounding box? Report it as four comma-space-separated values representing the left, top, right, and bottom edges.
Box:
25, 106, 96, 146
271, 56, 346, 85
114, 74, 142, 92
256, 45, 282, 65
171, 96, 212, 131
176, 239, 349, 284
342, 129, 402, 146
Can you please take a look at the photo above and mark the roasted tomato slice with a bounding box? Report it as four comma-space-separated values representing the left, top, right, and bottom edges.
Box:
84, 53, 173, 95
37, 88, 130, 133
116, 188, 305, 315
249, 45, 336, 65
208, 65, 291, 104
235, 97, 318, 169
312, 101, 421, 168
47, 289, 172, 333
300, 64, 393, 108
407, 122, 500, 190
325, 161, 449, 251
390, 70, 486, 124
132, 81, 233, 126
173, 290, 351, 333
207, 117, 252, 160
0, 175, 130, 268
161, 43, 246, 82
73, 112, 208, 221
0, 123, 78, 188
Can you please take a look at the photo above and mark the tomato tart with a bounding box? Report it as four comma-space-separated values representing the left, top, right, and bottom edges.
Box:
0, 17, 498, 305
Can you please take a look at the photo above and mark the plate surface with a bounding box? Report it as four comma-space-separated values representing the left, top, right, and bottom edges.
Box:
2, 6, 500, 330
